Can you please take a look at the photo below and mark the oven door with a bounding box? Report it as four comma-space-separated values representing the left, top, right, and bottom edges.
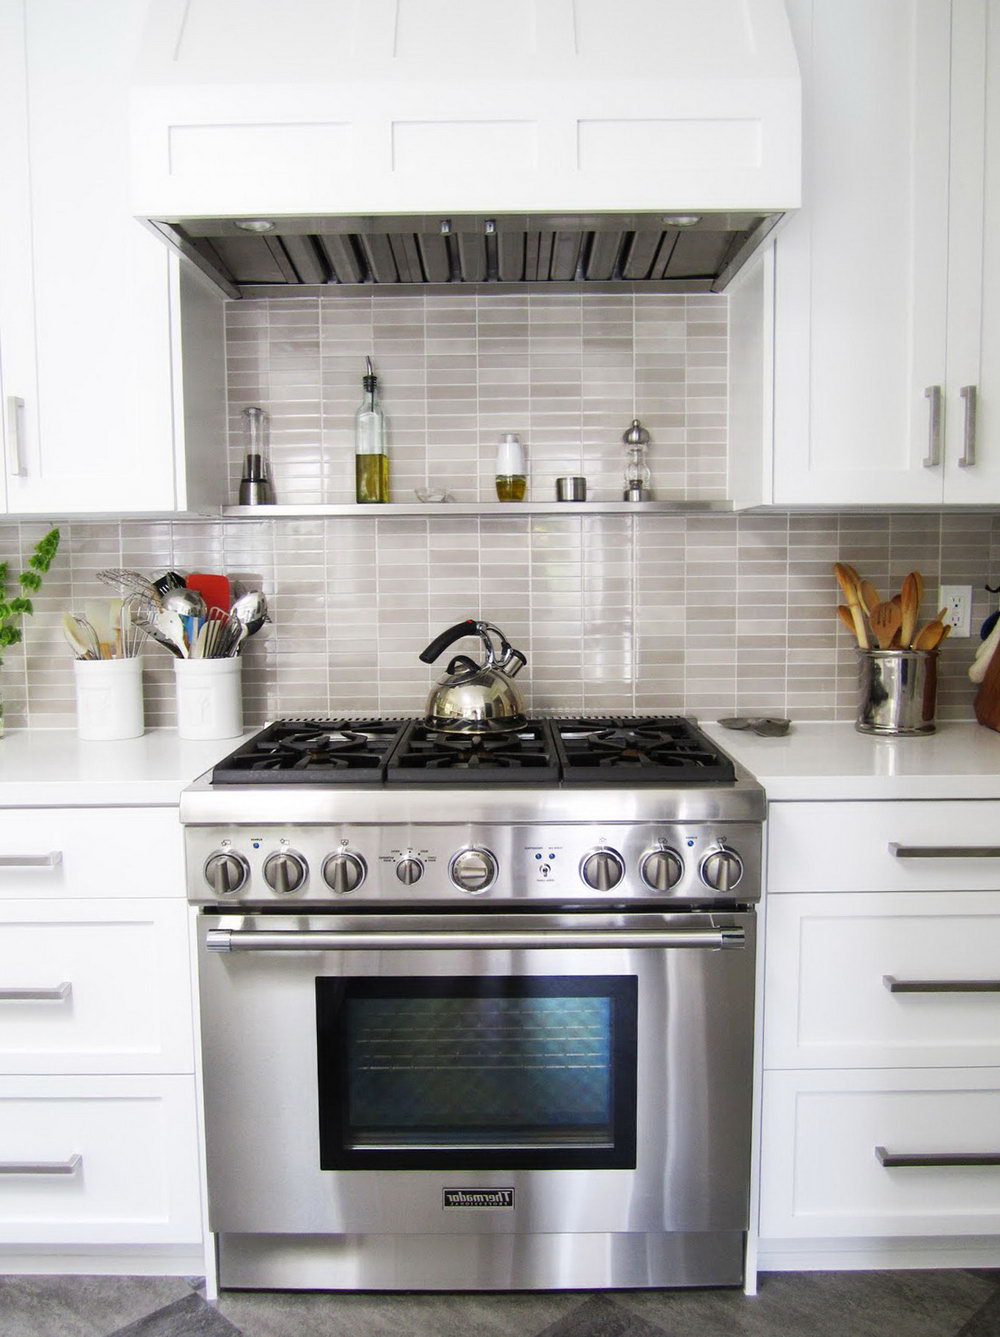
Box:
197, 910, 755, 1237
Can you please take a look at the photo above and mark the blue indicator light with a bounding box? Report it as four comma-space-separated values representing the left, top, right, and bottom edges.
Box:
687, 839, 695, 847
535, 852, 542, 860
548, 853, 555, 860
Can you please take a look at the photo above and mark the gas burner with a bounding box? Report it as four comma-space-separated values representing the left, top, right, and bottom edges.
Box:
211, 719, 408, 785
552, 716, 736, 785
387, 721, 560, 784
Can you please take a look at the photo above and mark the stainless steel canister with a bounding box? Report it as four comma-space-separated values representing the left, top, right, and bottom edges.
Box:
556, 476, 587, 501
855, 649, 938, 735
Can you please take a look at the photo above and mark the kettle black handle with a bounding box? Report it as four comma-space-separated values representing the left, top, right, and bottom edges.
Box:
419, 620, 480, 664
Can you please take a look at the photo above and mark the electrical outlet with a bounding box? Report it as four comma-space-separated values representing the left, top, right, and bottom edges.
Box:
940, 585, 972, 638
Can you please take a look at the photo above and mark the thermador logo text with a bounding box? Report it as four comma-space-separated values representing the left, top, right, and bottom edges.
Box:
442, 1188, 515, 1209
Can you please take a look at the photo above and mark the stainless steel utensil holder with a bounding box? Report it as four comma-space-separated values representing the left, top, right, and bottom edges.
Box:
856, 649, 938, 736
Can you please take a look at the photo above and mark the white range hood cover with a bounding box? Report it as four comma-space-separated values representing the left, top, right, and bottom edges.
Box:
131, 0, 800, 292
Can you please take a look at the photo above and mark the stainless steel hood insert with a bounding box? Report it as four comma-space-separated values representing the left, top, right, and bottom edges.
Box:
154, 212, 783, 297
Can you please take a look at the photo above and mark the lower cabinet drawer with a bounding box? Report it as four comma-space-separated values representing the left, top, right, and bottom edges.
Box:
0, 1075, 202, 1245
0, 900, 194, 1075
763, 892, 1000, 1068
759, 1069, 1000, 1239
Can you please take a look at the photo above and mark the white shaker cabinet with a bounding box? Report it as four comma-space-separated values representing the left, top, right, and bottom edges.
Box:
0, 806, 203, 1263
758, 799, 1000, 1260
0, 0, 225, 515
731, 0, 1000, 508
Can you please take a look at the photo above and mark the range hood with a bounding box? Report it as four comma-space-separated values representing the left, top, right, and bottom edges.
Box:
131, 0, 801, 298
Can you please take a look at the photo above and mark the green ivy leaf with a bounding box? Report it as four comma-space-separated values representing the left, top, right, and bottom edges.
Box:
9, 597, 32, 615
19, 571, 41, 592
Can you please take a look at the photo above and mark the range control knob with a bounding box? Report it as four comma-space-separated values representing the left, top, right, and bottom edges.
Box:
395, 856, 424, 886
640, 846, 684, 892
204, 851, 249, 896
322, 852, 367, 895
263, 850, 308, 896
700, 847, 744, 892
450, 847, 498, 895
580, 848, 626, 891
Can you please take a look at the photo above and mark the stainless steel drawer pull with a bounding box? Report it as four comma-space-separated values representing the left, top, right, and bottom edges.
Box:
882, 975, 1000, 993
888, 843, 1000, 859
5, 396, 27, 478
875, 1146, 1000, 1168
923, 385, 943, 467
0, 983, 71, 1002
207, 926, 745, 954
0, 1154, 81, 1176
0, 852, 63, 869
959, 384, 978, 467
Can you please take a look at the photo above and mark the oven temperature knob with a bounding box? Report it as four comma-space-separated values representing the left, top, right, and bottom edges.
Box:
263, 850, 308, 895
204, 851, 249, 896
640, 847, 684, 892
700, 847, 744, 892
450, 847, 498, 895
395, 856, 424, 885
322, 852, 367, 895
580, 848, 625, 891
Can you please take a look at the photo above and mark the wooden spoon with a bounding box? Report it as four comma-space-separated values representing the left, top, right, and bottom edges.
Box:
913, 619, 947, 651
832, 563, 869, 647
836, 605, 856, 635
870, 600, 902, 650
899, 571, 920, 648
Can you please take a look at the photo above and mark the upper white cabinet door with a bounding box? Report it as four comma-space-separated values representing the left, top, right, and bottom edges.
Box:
946, 0, 1000, 501
770, 0, 952, 506
7, 0, 182, 513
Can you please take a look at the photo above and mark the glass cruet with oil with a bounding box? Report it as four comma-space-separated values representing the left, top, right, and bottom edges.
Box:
355, 356, 389, 503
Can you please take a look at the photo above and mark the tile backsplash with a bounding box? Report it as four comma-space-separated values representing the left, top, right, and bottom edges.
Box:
1, 288, 998, 732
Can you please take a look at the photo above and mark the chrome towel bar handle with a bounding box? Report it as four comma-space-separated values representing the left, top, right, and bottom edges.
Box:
888, 843, 1000, 859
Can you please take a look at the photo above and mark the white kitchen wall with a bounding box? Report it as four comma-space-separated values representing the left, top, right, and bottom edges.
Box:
0, 290, 997, 731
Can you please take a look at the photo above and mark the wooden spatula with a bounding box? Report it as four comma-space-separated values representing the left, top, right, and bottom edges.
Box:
870, 600, 902, 650
858, 580, 880, 617
899, 571, 921, 647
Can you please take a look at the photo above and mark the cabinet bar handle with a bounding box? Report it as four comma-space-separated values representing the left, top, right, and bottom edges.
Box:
882, 975, 1000, 993
923, 385, 943, 467
0, 852, 62, 869
875, 1146, 1000, 1168
0, 1154, 81, 1176
4, 396, 26, 478
888, 843, 1000, 859
959, 384, 978, 467
0, 983, 71, 1002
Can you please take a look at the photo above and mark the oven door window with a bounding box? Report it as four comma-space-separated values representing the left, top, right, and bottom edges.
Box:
316, 976, 637, 1170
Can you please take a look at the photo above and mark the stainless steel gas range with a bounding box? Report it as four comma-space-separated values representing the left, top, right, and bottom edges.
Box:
181, 716, 764, 1293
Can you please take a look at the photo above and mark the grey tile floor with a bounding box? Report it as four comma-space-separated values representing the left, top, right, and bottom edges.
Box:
0, 1270, 998, 1337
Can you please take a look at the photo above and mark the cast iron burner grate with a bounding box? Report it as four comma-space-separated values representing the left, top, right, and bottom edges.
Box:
551, 716, 735, 784
210, 719, 409, 785
387, 721, 561, 785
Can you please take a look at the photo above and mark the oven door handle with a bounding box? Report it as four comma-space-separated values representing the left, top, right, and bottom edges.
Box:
206, 925, 746, 953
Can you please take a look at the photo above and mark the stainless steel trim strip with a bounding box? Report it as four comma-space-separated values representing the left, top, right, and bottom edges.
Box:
0, 1154, 81, 1175
207, 926, 745, 953
882, 974, 1000, 993
0, 983, 71, 1001
959, 384, 978, 467
875, 1146, 1000, 1168
889, 843, 1000, 859
923, 385, 943, 467
0, 852, 62, 869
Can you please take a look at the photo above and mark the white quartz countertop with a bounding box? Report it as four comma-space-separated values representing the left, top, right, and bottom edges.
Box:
700, 719, 1000, 801
0, 728, 257, 806
1, 721, 999, 807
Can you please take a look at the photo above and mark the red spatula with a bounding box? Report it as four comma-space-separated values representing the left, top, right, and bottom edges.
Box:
185, 572, 231, 615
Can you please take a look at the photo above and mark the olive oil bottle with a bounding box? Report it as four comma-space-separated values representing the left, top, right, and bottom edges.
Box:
355, 356, 388, 503
495, 432, 526, 501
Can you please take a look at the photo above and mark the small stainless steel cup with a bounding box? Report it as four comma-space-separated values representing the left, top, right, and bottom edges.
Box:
556, 476, 587, 501
856, 649, 938, 735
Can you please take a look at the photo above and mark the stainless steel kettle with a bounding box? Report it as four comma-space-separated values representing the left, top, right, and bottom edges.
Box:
419, 620, 527, 733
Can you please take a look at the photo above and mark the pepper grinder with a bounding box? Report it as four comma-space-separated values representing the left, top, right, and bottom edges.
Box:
238, 406, 275, 505
622, 418, 652, 501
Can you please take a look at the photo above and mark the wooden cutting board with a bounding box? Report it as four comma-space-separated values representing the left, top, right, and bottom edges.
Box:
974, 636, 1000, 732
